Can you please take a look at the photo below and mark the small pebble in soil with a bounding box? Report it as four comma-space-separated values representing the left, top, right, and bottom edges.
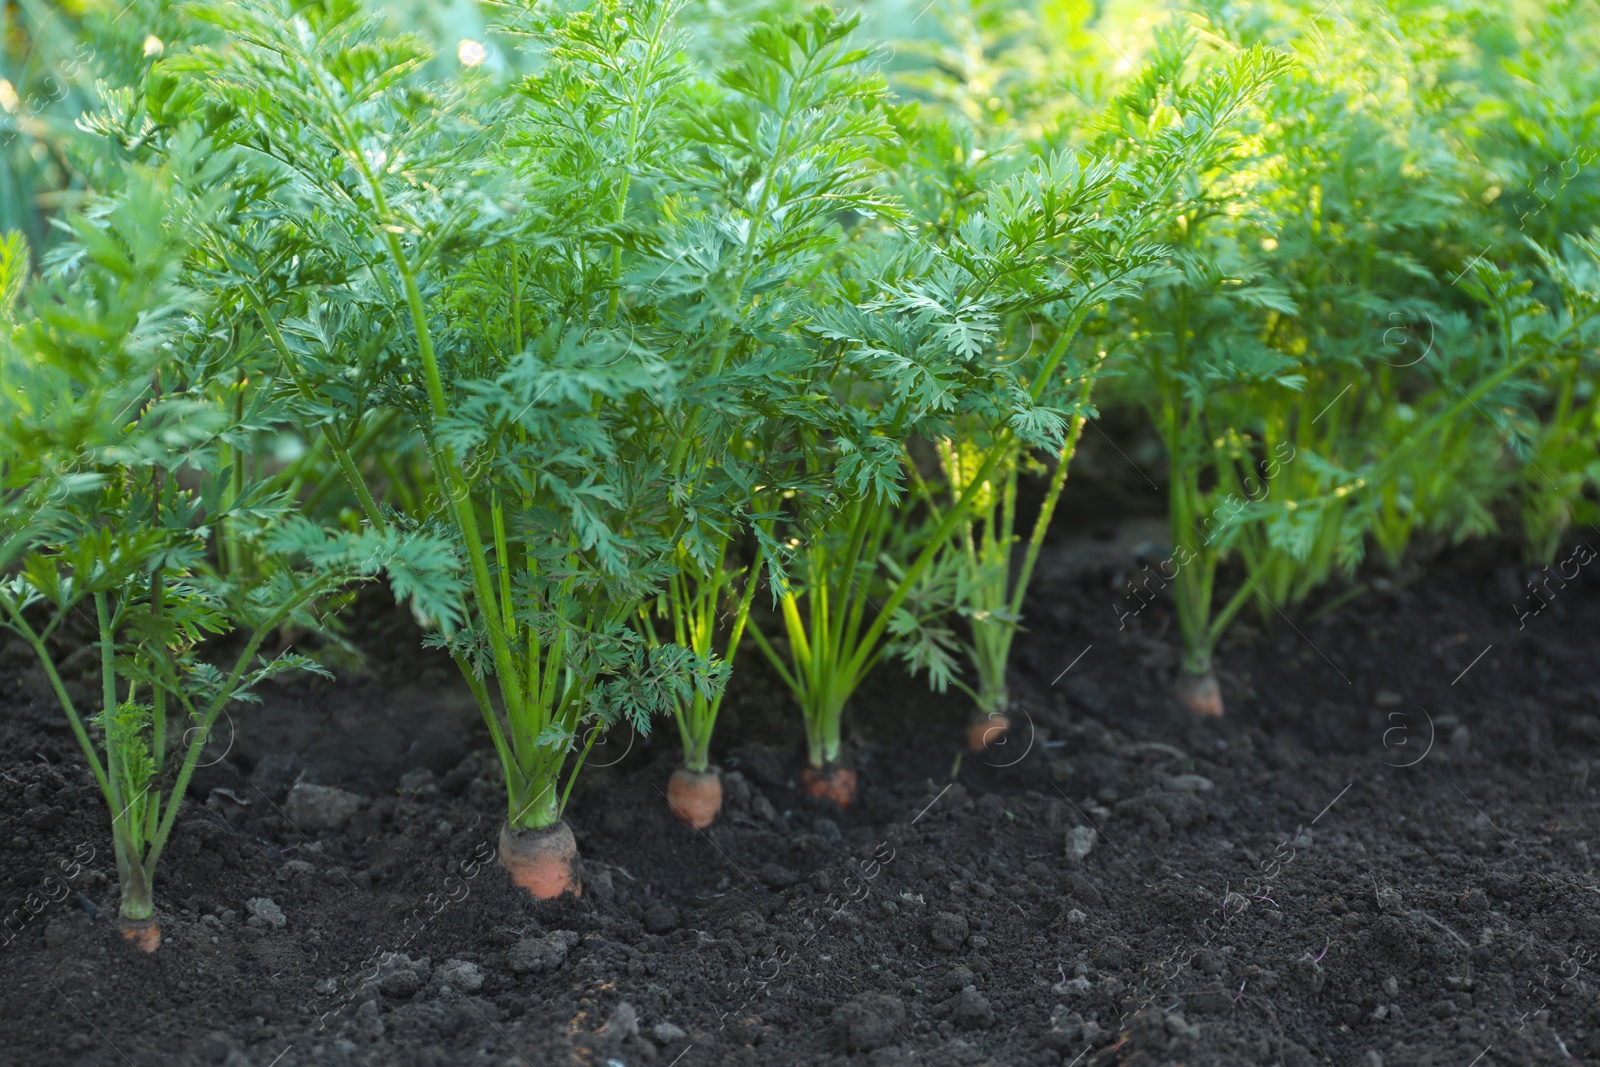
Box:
1165, 774, 1214, 792
1376, 886, 1403, 913
724, 911, 767, 937
245, 897, 286, 929
377, 954, 430, 998
397, 768, 440, 798
643, 904, 679, 934
948, 987, 994, 1030
284, 782, 368, 833
1165, 1012, 1200, 1042
1067, 908, 1087, 925
652, 1021, 688, 1043
928, 912, 969, 951
1066, 826, 1096, 861
599, 1001, 638, 1048
433, 959, 484, 993
355, 998, 384, 1038
276, 859, 316, 883
832, 993, 906, 1051
507, 930, 580, 974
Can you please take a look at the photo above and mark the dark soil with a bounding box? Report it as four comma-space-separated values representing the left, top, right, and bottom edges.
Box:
3, 527, 1599, 1067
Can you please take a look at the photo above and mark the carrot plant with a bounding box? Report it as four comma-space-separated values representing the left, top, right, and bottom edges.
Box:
618, 3, 905, 826
1458, 242, 1600, 565
889, 5, 1286, 740
746, 141, 1170, 797
1192, 0, 1488, 620
1190, 0, 1600, 591
1085, 21, 1328, 715
890, 3, 1107, 742
1107, 3, 1593, 713
0, 163, 405, 949
165, 0, 709, 894
1461, 3, 1600, 561
165, 0, 922, 872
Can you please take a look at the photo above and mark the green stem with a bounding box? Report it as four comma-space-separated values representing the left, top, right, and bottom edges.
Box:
389, 240, 523, 726
745, 611, 801, 693
94, 593, 129, 838
510, 766, 562, 830
557, 724, 602, 820
118, 859, 154, 923
95, 591, 151, 921
840, 434, 1013, 684
228, 387, 247, 575
1009, 373, 1096, 620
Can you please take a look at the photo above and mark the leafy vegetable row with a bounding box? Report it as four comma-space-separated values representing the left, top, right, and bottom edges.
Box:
1, 0, 1594, 942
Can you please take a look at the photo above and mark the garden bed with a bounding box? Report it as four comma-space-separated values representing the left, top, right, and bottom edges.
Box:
2, 528, 1597, 1067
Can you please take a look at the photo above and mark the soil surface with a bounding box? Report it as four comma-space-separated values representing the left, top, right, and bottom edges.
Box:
3, 523, 1599, 1067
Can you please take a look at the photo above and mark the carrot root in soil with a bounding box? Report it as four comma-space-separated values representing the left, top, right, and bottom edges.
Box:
1175, 670, 1224, 717
800, 764, 858, 809
967, 713, 1010, 752
667, 767, 723, 830
118, 917, 161, 953
498, 821, 582, 900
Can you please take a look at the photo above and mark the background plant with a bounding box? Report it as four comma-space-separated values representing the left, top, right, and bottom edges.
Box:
618, 3, 901, 779
885, 3, 1286, 722
1085, 0, 1600, 700
744, 127, 1184, 769
0, 156, 388, 937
